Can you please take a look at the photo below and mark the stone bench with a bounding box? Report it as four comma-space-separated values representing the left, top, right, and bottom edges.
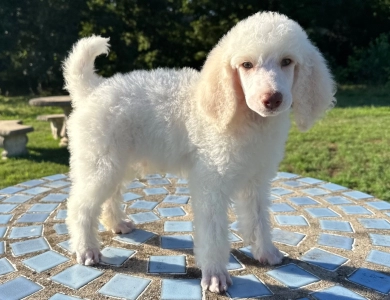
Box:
37, 114, 65, 139
0, 121, 34, 159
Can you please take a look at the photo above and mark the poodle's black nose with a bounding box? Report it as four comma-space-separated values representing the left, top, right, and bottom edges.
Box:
262, 92, 283, 110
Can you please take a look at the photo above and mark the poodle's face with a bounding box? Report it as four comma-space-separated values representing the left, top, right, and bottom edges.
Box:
235, 55, 296, 117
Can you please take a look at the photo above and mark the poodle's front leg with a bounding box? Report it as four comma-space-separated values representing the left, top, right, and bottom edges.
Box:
191, 186, 232, 293
235, 181, 284, 265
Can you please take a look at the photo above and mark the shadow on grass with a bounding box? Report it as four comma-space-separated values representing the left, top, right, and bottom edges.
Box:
27, 146, 70, 165
335, 85, 390, 108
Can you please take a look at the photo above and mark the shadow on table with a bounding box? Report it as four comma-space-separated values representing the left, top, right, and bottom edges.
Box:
27, 146, 70, 165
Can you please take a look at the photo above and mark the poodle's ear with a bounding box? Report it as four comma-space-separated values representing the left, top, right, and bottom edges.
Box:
292, 44, 336, 131
196, 47, 243, 130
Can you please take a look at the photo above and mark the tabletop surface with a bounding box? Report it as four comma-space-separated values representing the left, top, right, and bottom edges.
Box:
29, 95, 71, 107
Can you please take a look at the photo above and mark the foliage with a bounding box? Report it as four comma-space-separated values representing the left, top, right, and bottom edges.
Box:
1, 0, 390, 94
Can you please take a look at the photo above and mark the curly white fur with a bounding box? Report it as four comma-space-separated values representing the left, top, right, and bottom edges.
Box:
63, 11, 335, 293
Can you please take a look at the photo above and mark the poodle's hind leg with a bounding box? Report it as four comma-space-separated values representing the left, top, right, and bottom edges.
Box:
100, 187, 134, 234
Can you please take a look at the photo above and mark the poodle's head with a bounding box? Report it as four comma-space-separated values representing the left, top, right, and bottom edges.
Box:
197, 12, 336, 131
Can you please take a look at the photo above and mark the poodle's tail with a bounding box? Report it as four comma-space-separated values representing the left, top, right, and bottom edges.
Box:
63, 35, 110, 107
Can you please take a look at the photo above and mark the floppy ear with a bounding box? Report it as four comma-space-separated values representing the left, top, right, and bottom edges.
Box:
196, 47, 243, 130
292, 44, 336, 131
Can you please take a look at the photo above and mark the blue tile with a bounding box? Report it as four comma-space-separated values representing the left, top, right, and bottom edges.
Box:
319, 183, 348, 191
10, 237, 50, 256
0, 227, 7, 238
266, 263, 319, 289
126, 181, 146, 189
148, 255, 186, 274
55, 210, 68, 220
113, 229, 155, 245
0, 214, 13, 224
9, 225, 43, 239
51, 265, 103, 289
343, 191, 373, 200
177, 178, 188, 184
0, 276, 42, 300
271, 187, 293, 196
24, 186, 51, 195
0, 204, 18, 213
305, 208, 340, 218
100, 246, 135, 266
129, 212, 159, 224
318, 233, 354, 250
161, 235, 193, 249
162, 195, 190, 204
358, 218, 390, 229
147, 178, 171, 185
144, 187, 169, 196
0, 186, 25, 194
144, 174, 162, 179
0, 242, 5, 255
157, 207, 186, 218
43, 180, 70, 189
22, 250, 69, 272
227, 274, 272, 298
57, 240, 72, 253
301, 248, 348, 271
164, 221, 193, 232
298, 177, 324, 184
302, 188, 330, 196
272, 228, 306, 246
270, 203, 296, 212
348, 268, 390, 294
228, 231, 242, 243
282, 181, 307, 188
0, 258, 15, 275
229, 221, 239, 231
277, 172, 298, 179
42, 174, 68, 181
98, 222, 107, 232
274, 215, 309, 226
339, 205, 372, 215
369, 233, 390, 247
227, 254, 243, 270
49, 293, 83, 300
20, 179, 45, 187
130, 200, 158, 210
366, 201, 390, 211
175, 187, 190, 195
323, 196, 352, 205
319, 220, 353, 232
165, 173, 178, 178
289, 197, 319, 206
98, 274, 151, 299
40, 193, 68, 202
122, 192, 142, 202
54, 223, 69, 235
270, 195, 279, 201
366, 249, 390, 268
28, 203, 58, 213
61, 187, 71, 193
239, 246, 254, 259
16, 212, 50, 223
161, 279, 201, 300
3, 194, 33, 203
311, 285, 366, 300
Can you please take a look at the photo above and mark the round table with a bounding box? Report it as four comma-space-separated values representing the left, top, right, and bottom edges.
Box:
0, 172, 389, 299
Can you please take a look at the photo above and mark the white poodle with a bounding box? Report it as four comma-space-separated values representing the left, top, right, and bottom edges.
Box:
63, 11, 335, 293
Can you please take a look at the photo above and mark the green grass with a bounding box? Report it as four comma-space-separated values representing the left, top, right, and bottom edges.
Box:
1, 86, 389, 201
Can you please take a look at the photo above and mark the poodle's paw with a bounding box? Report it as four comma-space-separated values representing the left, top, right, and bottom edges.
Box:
76, 248, 101, 266
201, 269, 232, 293
111, 219, 135, 234
253, 243, 284, 265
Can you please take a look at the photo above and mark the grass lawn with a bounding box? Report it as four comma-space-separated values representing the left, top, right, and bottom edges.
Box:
1, 85, 389, 201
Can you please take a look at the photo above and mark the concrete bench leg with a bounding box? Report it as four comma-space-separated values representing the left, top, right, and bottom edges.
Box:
1, 134, 28, 159
49, 118, 64, 140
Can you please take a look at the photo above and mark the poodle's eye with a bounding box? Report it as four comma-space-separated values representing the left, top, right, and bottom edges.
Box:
281, 58, 292, 67
242, 62, 253, 69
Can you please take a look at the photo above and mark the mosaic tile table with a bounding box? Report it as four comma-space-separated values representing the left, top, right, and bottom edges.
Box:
0, 172, 389, 299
